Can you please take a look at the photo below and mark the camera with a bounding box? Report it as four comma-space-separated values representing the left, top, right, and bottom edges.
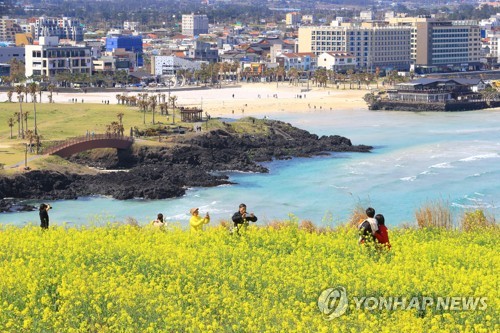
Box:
46, 204, 52, 210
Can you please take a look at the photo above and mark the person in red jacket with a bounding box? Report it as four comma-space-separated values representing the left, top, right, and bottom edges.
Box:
374, 214, 391, 250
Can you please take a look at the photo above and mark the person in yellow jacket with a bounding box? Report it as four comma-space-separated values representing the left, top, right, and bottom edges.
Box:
189, 207, 210, 232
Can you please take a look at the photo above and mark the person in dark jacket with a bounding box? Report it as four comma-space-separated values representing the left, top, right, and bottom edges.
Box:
39, 203, 51, 229
231, 203, 257, 235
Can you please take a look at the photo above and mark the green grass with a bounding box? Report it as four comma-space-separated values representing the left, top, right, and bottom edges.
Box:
0, 102, 167, 170
0, 102, 146, 141
0, 100, 278, 173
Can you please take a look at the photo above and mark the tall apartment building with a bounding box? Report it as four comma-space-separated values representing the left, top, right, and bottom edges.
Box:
415, 21, 481, 72
286, 12, 300, 26
387, 16, 429, 64
0, 16, 23, 42
34, 17, 84, 42
298, 22, 411, 71
25, 36, 92, 79
388, 17, 481, 72
182, 14, 209, 37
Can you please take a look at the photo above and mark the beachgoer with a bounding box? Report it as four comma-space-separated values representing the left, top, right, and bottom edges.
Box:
39, 203, 51, 229
151, 213, 166, 228
231, 203, 257, 235
189, 207, 210, 232
374, 214, 391, 250
358, 207, 378, 245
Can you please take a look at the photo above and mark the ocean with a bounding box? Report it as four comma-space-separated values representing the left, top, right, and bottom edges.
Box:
2, 107, 500, 228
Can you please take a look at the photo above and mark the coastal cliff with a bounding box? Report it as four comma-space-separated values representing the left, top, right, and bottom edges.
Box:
0, 120, 371, 209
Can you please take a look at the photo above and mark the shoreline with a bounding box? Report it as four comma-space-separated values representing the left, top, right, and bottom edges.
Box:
0, 82, 369, 117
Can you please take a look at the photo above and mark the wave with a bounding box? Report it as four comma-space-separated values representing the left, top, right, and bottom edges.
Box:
331, 185, 349, 190
459, 153, 500, 162
429, 162, 453, 169
429, 127, 500, 135
451, 202, 497, 209
400, 176, 417, 182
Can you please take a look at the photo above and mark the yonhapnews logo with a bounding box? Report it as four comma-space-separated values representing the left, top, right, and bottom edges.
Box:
318, 286, 488, 320
317, 286, 349, 320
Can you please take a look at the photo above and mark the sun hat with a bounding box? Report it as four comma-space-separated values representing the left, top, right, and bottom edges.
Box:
190, 207, 199, 215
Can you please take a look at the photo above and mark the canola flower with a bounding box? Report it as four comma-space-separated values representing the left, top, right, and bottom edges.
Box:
0, 224, 497, 332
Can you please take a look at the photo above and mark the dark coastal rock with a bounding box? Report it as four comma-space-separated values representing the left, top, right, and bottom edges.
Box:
0, 198, 37, 213
0, 120, 372, 201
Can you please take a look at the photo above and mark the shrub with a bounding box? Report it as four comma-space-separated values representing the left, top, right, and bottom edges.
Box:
298, 220, 317, 233
460, 209, 496, 232
347, 203, 367, 229
415, 199, 453, 229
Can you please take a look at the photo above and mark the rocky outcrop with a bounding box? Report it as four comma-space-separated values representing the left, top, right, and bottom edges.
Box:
0, 120, 372, 208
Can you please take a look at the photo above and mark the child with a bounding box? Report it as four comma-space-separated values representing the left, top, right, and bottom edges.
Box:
374, 214, 391, 250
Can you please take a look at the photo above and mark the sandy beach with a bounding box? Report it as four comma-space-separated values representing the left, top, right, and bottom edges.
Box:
0, 82, 369, 117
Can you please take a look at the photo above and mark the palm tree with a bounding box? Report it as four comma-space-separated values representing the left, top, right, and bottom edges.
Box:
15, 84, 25, 139
25, 129, 35, 153
116, 112, 124, 127
13, 112, 20, 137
35, 134, 43, 154
138, 100, 145, 125
149, 96, 157, 125
276, 66, 285, 84
48, 84, 55, 103
7, 117, 15, 139
169, 95, 178, 124
375, 67, 381, 88
23, 111, 30, 134
7, 90, 13, 103
347, 69, 354, 89
288, 68, 299, 86
28, 82, 39, 135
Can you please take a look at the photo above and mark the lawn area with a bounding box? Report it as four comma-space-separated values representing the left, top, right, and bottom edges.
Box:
0, 99, 271, 171
0, 102, 165, 170
0, 225, 497, 332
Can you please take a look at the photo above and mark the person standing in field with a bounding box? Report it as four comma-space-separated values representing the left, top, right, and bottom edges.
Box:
151, 213, 166, 228
374, 214, 391, 250
189, 208, 210, 232
231, 203, 258, 235
39, 203, 51, 229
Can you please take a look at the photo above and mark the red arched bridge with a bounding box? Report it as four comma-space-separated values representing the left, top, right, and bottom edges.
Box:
45, 134, 134, 158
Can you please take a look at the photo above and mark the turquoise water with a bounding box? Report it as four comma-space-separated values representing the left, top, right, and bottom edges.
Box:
2, 108, 500, 227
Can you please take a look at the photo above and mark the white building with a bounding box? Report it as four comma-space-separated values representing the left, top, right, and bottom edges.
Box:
123, 21, 140, 31
34, 17, 84, 42
151, 55, 202, 76
25, 36, 92, 79
317, 52, 356, 72
182, 14, 209, 37
298, 22, 412, 71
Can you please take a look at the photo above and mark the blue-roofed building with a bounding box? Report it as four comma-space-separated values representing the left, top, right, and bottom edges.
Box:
105, 35, 143, 66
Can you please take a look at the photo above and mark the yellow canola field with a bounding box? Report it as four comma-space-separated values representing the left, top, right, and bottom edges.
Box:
0, 225, 497, 332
